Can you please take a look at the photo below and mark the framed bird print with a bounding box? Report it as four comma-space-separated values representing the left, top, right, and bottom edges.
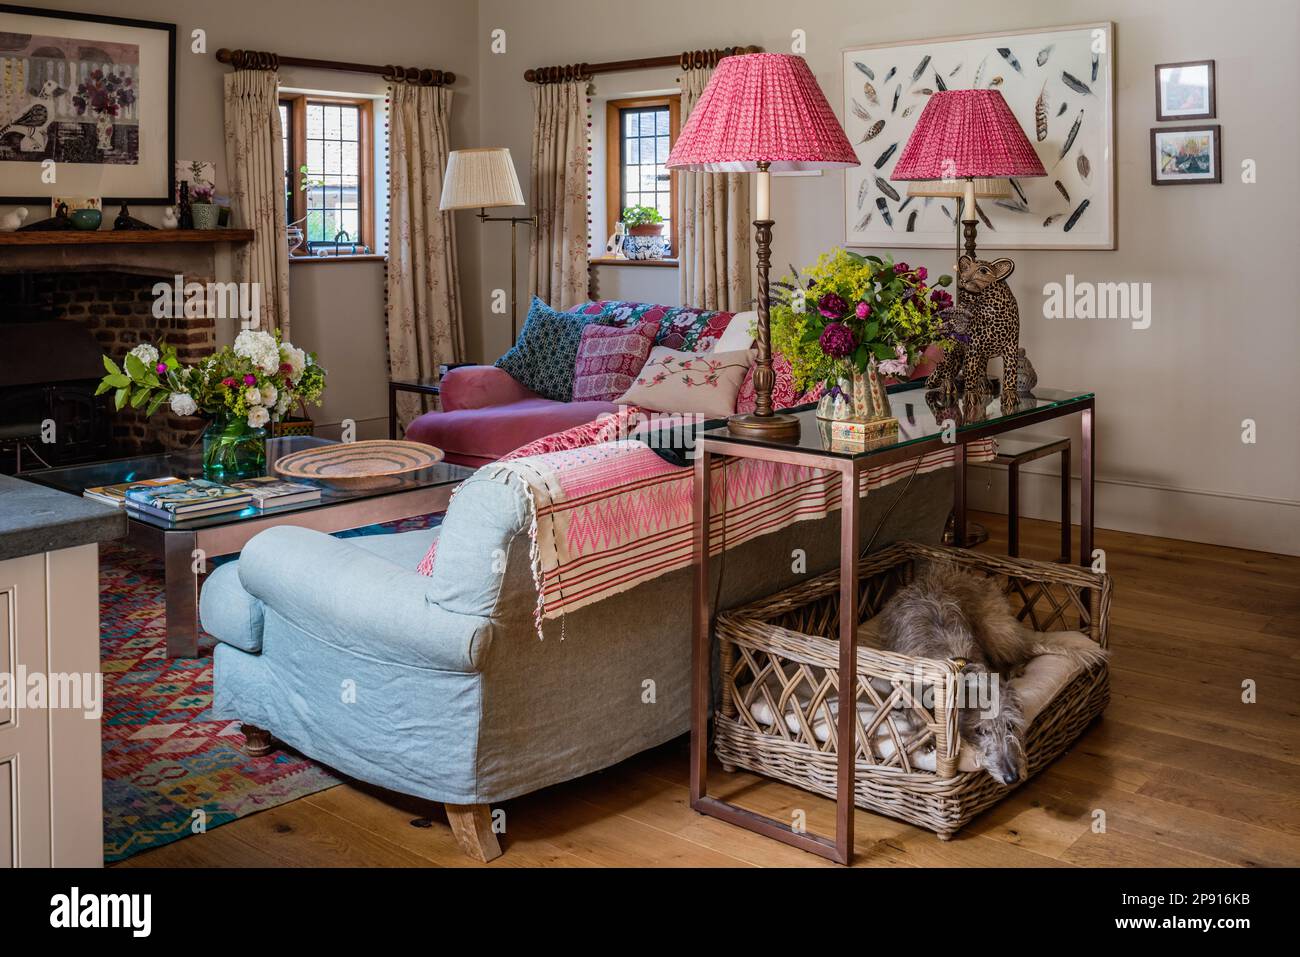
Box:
0, 4, 175, 204
842, 22, 1116, 250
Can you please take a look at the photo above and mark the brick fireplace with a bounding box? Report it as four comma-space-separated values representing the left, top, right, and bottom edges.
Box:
0, 241, 224, 465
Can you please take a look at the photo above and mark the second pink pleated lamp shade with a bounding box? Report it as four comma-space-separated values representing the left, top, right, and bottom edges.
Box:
667, 53, 858, 439
891, 89, 1045, 256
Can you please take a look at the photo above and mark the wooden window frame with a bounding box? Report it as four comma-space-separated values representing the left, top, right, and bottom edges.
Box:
605, 95, 680, 259
280, 93, 375, 255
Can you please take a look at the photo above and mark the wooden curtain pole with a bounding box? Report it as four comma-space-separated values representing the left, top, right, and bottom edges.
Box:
524, 45, 761, 83
216, 48, 455, 86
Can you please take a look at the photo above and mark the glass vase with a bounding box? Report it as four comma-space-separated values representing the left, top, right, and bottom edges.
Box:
201, 413, 267, 480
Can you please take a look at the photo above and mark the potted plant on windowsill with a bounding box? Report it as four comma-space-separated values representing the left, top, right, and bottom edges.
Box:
97, 331, 327, 479
621, 204, 668, 260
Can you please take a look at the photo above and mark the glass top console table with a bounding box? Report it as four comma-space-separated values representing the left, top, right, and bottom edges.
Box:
689, 384, 1096, 864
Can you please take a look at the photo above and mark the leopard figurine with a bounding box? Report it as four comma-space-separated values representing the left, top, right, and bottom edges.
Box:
926, 255, 1021, 406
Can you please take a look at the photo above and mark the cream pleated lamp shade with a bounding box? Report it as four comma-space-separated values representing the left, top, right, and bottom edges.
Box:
439, 148, 526, 210
906, 177, 1011, 199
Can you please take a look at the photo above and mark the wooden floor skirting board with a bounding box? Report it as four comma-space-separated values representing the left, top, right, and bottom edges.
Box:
967, 462, 1300, 558
120, 511, 1300, 868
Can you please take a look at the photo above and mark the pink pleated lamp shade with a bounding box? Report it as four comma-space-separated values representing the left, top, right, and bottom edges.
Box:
891, 89, 1045, 181
666, 53, 858, 172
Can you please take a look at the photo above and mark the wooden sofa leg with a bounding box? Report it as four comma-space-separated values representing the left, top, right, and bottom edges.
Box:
241, 723, 275, 757
445, 803, 503, 862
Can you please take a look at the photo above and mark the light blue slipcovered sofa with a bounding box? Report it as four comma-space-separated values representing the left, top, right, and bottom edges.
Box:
200, 462, 954, 860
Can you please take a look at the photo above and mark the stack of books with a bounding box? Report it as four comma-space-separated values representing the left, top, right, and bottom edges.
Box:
123, 479, 253, 522
228, 476, 321, 509
84, 476, 185, 508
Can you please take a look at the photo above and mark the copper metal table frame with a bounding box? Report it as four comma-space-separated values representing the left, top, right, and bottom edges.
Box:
690, 397, 1095, 864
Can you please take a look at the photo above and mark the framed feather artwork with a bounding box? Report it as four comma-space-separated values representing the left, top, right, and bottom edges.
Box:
842, 22, 1115, 250
0, 4, 176, 204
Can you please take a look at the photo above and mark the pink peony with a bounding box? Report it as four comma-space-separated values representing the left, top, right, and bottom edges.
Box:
855, 301, 872, 319
817, 292, 849, 319
878, 345, 912, 378
818, 322, 857, 359
243, 374, 257, 386
914, 266, 928, 281
894, 262, 910, 273
222, 377, 237, 388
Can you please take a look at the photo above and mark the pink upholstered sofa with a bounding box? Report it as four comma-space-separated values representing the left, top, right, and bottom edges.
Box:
405, 366, 621, 468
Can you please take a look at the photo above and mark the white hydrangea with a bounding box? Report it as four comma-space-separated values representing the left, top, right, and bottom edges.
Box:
260, 383, 278, 406
168, 392, 198, 416
274, 392, 292, 417
247, 406, 270, 428
233, 329, 280, 374
129, 343, 159, 367
244, 386, 263, 405
279, 342, 306, 383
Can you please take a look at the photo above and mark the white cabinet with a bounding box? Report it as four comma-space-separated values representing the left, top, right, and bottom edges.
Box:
0, 545, 103, 867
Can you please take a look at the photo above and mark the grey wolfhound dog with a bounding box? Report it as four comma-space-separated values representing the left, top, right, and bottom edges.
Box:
874, 561, 1108, 785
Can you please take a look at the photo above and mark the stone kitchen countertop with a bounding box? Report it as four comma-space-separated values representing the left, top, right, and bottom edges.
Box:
0, 473, 125, 562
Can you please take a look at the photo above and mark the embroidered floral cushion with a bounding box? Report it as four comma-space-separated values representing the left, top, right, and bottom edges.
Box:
496, 297, 611, 401
570, 300, 733, 352
571, 319, 660, 402
616, 346, 753, 417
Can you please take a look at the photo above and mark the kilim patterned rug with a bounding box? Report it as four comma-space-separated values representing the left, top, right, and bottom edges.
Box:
99, 515, 440, 862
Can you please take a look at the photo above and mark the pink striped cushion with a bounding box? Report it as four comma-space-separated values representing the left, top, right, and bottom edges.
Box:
571, 319, 660, 402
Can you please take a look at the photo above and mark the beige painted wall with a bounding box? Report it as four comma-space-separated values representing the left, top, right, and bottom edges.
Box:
475, 0, 1300, 554
2, 0, 482, 440
5, 1, 1296, 554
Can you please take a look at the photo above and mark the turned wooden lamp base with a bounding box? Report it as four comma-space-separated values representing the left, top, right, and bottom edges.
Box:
727, 411, 801, 441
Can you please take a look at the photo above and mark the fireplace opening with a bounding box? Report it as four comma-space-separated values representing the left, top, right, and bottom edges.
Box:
0, 270, 214, 474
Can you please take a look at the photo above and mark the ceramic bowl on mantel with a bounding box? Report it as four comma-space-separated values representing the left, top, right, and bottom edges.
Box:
273, 440, 444, 490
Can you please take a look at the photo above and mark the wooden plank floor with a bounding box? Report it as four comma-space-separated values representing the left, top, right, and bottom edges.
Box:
120, 512, 1300, 868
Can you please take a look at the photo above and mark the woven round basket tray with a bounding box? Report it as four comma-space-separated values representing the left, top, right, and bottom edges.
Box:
273, 440, 444, 490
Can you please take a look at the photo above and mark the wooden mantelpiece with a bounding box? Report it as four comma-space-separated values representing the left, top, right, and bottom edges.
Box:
0, 229, 254, 247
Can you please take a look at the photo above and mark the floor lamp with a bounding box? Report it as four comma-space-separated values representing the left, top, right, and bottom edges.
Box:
439, 147, 534, 344
666, 53, 859, 441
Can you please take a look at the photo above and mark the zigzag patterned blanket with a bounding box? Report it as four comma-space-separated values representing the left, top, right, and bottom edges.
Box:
464, 414, 995, 633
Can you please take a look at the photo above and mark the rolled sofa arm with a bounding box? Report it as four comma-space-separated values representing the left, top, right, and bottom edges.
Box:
439, 365, 538, 412
234, 525, 488, 673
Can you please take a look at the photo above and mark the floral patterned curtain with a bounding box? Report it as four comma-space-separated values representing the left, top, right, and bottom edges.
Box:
528, 80, 588, 310
387, 83, 464, 431
677, 67, 752, 311
223, 68, 291, 336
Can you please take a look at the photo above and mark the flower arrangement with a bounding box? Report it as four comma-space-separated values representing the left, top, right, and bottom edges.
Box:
98, 330, 326, 429
771, 248, 955, 394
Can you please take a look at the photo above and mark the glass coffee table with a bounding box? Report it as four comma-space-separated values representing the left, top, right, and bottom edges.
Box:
23, 436, 473, 657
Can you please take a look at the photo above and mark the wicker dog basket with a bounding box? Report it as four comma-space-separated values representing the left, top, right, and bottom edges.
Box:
714, 541, 1111, 839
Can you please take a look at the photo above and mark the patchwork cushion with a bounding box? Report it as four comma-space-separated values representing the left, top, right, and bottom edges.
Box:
496, 297, 610, 401
572, 319, 660, 402
616, 346, 753, 417
571, 300, 733, 352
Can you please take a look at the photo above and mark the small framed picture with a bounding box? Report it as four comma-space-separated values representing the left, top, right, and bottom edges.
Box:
1155, 60, 1215, 121
1150, 125, 1221, 185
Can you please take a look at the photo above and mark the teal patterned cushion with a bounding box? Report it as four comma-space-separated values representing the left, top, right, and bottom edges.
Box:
495, 298, 610, 402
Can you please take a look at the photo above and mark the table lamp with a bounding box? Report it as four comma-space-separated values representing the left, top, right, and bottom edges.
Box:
890, 89, 1044, 261
667, 53, 858, 441
439, 147, 533, 342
